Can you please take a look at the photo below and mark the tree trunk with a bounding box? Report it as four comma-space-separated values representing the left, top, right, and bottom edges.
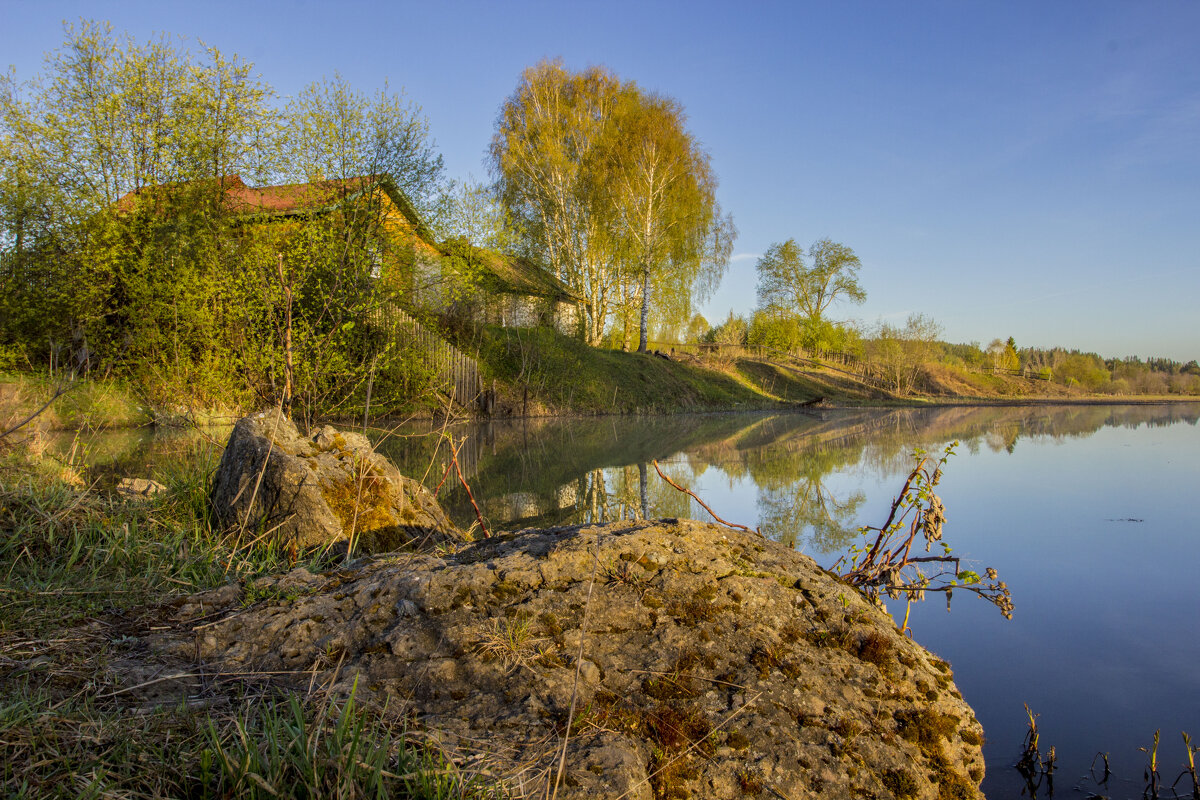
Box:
637, 265, 650, 353
638, 461, 649, 519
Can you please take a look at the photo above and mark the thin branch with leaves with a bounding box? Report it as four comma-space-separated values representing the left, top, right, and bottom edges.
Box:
834, 442, 1013, 620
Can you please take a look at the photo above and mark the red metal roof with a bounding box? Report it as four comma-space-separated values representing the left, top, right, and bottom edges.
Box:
115, 175, 374, 217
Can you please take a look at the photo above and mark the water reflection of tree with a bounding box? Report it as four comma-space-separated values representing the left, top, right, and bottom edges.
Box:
370, 402, 1200, 532
758, 479, 865, 553
746, 444, 865, 553
602, 460, 695, 522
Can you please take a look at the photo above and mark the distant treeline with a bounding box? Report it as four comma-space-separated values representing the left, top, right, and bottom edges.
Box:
942, 342, 1200, 395
688, 311, 1199, 397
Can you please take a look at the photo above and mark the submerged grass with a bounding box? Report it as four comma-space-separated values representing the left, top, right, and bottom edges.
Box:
0, 441, 501, 799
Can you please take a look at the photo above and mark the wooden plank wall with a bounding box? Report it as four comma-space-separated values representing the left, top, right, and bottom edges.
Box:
371, 306, 482, 408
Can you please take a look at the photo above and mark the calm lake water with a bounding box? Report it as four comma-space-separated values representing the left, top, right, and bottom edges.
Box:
67, 403, 1200, 798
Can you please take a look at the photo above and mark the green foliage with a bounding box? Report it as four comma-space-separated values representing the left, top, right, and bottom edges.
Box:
598, 89, 734, 351
490, 59, 734, 348
0, 342, 23, 371
755, 237, 865, 326
985, 338, 1020, 372
864, 313, 942, 394
0, 23, 452, 418
684, 313, 710, 344
937, 341, 988, 370
281, 75, 444, 217
704, 311, 748, 348
438, 178, 512, 253
0, 22, 273, 390
490, 60, 625, 345
748, 310, 802, 351
1056, 352, 1111, 391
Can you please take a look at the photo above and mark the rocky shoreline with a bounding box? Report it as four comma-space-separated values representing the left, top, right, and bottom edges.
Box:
133, 519, 984, 799
96, 415, 990, 799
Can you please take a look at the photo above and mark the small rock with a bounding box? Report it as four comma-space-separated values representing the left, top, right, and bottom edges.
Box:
117, 477, 166, 498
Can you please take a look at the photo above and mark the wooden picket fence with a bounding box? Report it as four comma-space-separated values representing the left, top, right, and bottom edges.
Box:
370, 305, 482, 408
968, 365, 1053, 381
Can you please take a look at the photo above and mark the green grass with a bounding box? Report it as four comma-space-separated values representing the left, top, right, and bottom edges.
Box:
0, 443, 501, 799
1, 372, 152, 434
202, 683, 495, 800
734, 358, 885, 405
460, 325, 895, 415
471, 326, 790, 414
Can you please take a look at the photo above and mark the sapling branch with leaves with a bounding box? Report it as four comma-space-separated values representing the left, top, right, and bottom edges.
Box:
834, 442, 1014, 621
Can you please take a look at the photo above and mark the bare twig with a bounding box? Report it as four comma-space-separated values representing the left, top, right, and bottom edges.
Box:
433, 436, 464, 497
0, 379, 73, 442
652, 460, 761, 537
96, 669, 311, 698
834, 443, 1014, 621
451, 435, 488, 538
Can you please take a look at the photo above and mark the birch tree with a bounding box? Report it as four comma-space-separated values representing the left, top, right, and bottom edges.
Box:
490, 62, 734, 348
600, 92, 733, 352
490, 60, 624, 345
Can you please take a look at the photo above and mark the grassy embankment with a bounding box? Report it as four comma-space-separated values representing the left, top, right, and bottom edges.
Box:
4, 326, 1189, 436
466, 325, 1183, 412
0, 441, 499, 799
468, 324, 887, 415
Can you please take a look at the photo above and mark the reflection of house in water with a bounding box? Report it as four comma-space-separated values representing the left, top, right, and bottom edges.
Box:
556, 482, 579, 509
484, 491, 541, 522
483, 480, 583, 527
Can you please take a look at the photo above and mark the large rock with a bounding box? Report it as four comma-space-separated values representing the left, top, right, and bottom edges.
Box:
209, 409, 462, 552
166, 518, 985, 799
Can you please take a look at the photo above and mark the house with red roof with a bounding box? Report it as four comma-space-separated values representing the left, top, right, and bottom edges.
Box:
114, 174, 580, 334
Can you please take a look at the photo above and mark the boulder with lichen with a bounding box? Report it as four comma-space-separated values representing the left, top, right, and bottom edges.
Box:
159, 518, 985, 799
209, 409, 462, 552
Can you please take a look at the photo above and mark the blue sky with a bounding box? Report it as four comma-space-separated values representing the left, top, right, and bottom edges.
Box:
3, 0, 1197, 361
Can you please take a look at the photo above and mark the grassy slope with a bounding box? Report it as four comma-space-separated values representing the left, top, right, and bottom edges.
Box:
919, 363, 1083, 400
469, 326, 1138, 416
470, 326, 883, 415
735, 358, 893, 405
